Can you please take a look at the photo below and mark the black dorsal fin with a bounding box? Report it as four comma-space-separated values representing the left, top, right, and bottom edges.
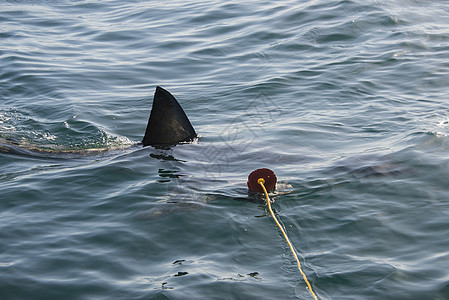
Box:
142, 86, 197, 147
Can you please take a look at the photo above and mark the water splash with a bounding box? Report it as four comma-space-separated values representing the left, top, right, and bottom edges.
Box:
0, 108, 135, 155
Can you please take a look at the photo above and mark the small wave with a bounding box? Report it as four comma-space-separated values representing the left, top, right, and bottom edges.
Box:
433, 119, 449, 137
0, 109, 135, 157
419, 113, 449, 138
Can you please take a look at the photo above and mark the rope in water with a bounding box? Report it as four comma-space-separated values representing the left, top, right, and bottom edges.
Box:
257, 178, 319, 300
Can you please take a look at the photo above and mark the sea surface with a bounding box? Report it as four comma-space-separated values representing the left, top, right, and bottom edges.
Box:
1, 0, 449, 299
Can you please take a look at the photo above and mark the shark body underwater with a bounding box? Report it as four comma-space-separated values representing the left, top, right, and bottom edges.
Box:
1, 86, 409, 219
0, 86, 197, 155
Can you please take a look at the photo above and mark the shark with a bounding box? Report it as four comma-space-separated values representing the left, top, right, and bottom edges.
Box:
0, 86, 410, 219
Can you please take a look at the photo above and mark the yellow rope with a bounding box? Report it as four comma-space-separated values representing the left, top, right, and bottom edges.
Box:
258, 178, 319, 300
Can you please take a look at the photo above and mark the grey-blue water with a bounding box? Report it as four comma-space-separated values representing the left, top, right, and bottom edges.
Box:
1, 1, 449, 299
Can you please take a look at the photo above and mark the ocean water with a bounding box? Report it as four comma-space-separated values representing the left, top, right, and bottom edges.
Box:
1, 0, 449, 299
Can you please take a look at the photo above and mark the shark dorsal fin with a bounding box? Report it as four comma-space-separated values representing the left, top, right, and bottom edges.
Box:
142, 86, 197, 147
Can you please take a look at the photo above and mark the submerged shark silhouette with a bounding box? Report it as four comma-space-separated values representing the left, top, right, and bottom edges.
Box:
0, 86, 411, 220
0, 86, 197, 155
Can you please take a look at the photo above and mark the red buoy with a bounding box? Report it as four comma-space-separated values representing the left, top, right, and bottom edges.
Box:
247, 168, 277, 193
